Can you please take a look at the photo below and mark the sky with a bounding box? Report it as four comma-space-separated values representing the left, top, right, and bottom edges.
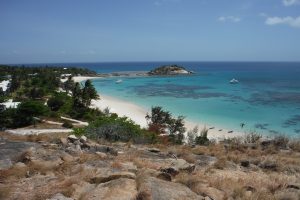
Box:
0, 0, 300, 64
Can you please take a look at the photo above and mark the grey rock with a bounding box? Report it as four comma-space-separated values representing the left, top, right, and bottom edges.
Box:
84, 178, 137, 200
80, 135, 87, 143
120, 162, 137, 173
147, 147, 160, 153
47, 193, 73, 200
0, 158, 13, 169
192, 183, 226, 200
259, 160, 277, 170
91, 170, 136, 184
67, 134, 78, 142
195, 155, 217, 167
138, 176, 204, 200
59, 138, 68, 146
89, 144, 118, 156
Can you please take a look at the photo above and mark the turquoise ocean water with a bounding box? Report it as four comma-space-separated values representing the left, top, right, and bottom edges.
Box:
34, 62, 300, 137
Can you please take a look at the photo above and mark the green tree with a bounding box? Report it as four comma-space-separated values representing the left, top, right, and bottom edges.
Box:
9, 74, 20, 92
64, 76, 75, 93
169, 116, 186, 144
47, 94, 65, 111
82, 80, 99, 107
29, 87, 45, 99
12, 100, 49, 127
72, 82, 83, 108
146, 106, 186, 144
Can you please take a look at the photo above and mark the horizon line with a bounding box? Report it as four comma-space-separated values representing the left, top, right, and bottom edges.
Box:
2, 60, 300, 66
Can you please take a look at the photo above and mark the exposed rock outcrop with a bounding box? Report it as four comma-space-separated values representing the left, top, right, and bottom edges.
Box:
83, 178, 137, 200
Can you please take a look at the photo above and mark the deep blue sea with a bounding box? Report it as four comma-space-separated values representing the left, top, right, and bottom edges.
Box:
28, 62, 300, 137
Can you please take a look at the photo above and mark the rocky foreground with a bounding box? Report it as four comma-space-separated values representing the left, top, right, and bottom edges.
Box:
0, 132, 300, 200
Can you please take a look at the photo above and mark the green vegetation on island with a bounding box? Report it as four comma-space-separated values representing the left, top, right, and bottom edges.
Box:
148, 65, 193, 76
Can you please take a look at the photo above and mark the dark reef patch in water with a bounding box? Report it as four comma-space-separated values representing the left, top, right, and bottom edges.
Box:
283, 115, 300, 128
255, 123, 269, 130
247, 91, 300, 106
269, 130, 279, 134
130, 83, 227, 99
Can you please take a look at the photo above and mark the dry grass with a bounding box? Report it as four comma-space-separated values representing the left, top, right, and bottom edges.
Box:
0, 165, 29, 182
111, 161, 122, 169
175, 168, 296, 200
212, 157, 228, 170
289, 140, 300, 152
0, 131, 68, 143
0, 186, 12, 200
133, 158, 162, 170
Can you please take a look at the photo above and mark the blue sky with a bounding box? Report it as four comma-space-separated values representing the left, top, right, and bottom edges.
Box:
0, 0, 300, 64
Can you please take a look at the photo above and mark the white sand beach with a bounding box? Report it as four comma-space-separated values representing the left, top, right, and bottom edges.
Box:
75, 76, 244, 140
91, 95, 244, 140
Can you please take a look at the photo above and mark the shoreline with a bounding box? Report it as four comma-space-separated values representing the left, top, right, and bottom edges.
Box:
90, 95, 244, 140
74, 76, 245, 140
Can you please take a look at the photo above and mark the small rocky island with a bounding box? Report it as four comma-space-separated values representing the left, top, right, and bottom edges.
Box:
148, 65, 193, 76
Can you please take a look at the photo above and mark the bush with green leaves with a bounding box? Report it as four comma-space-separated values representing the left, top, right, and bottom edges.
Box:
0, 100, 49, 128
73, 127, 85, 137
14, 100, 49, 127
195, 127, 210, 146
47, 93, 67, 111
146, 106, 186, 144
85, 115, 156, 143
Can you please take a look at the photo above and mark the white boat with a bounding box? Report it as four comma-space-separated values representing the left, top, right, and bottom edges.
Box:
229, 78, 239, 84
115, 79, 123, 84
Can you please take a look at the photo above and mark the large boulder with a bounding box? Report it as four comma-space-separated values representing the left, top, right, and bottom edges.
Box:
192, 183, 226, 200
91, 169, 136, 184
159, 158, 196, 176
137, 176, 204, 200
47, 193, 73, 200
83, 178, 137, 200
67, 135, 78, 142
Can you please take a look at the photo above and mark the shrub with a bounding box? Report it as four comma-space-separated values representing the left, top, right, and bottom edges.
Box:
244, 132, 262, 144
195, 127, 209, 145
47, 94, 65, 111
289, 139, 300, 152
8, 100, 50, 128
85, 115, 156, 143
62, 121, 73, 128
273, 135, 289, 149
146, 106, 186, 144
73, 127, 85, 137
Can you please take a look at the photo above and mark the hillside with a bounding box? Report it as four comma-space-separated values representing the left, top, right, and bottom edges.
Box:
0, 131, 299, 200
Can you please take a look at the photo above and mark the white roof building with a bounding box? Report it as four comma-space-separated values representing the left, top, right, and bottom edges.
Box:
1, 99, 20, 109
0, 80, 10, 92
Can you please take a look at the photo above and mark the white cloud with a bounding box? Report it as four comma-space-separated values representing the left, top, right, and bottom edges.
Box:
265, 16, 300, 28
283, 0, 300, 6
218, 16, 241, 23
